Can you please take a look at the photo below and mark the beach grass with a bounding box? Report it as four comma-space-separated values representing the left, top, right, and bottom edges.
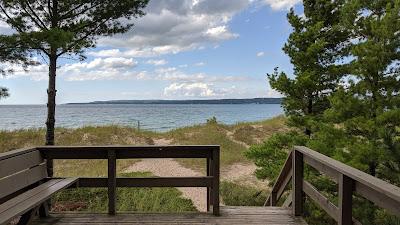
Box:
220, 181, 267, 206
53, 172, 196, 212
0, 117, 286, 212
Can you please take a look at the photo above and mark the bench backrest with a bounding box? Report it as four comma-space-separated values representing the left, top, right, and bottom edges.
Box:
0, 148, 47, 201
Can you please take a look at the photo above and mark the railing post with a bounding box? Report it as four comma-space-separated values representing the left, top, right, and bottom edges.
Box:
270, 191, 277, 206
339, 174, 353, 225
292, 149, 303, 216
212, 147, 220, 216
207, 157, 211, 212
108, 149, 117, 215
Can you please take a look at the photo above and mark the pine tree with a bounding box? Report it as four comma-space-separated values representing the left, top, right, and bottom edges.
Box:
326, 0, 400, 181
0, 0, 149, 145
0, 87, 9, 99
268, 0, 349, 137
0, 34, 35, 100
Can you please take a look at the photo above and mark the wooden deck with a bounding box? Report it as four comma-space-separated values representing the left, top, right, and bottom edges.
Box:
32, 207, 307, 225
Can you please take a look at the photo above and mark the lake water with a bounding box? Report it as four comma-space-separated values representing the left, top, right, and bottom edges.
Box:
0, 104, 283, 132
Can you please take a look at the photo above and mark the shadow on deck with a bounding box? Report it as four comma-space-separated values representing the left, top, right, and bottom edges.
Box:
32, 207, 307, 225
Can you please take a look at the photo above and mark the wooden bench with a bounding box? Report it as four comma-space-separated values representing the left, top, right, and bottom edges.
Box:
0, 148, 77, 225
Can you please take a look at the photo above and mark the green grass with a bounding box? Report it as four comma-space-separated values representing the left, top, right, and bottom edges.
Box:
220, 181, 267, 206
0, 117, 286, 212
230, 116, 287, 146
53, 172, 196, 212
0, 117, 287, 172
167, 123, 250, 171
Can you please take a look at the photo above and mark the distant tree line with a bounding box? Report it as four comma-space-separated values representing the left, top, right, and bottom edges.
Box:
246, 0, 400, 224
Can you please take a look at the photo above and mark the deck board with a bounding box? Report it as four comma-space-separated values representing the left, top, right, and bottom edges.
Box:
32, 207, 307, 225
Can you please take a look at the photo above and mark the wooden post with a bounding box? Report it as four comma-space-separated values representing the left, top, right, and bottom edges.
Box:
108, 150, 117, 215
270, 191, 277, 206
207, 157, 211, 212
45, 158, 53, 213
46, 159, 53, 177
212, 147, 220, 216
292, 150, 303, 216
339, 174, 353, 225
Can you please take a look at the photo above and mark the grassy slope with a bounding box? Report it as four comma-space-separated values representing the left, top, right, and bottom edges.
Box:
0, 116, 286, 170
0, 116, 287, 211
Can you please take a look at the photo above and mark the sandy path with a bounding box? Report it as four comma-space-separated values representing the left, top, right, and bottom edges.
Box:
124, 158, 265, 212
124, 158, 207, 211
123, 138, 266, 211
226, 130, 250, 148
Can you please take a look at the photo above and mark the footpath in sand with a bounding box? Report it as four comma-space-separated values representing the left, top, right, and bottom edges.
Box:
124, 138, 266, 212
124, 158, 262, 211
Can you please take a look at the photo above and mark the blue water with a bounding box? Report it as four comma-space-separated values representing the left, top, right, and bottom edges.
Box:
0, 104, 283, 132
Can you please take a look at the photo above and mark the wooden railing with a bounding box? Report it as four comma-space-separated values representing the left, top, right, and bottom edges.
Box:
36, 145, 220, 215
266, 146, 400, 225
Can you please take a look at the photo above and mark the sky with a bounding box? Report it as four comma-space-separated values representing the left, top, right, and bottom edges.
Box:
0, 0, 303, 104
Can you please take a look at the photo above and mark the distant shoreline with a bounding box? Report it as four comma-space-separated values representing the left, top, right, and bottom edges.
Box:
67, 98, 282, 105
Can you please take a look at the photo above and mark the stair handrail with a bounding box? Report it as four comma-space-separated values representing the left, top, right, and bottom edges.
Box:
265, 146, 400, 225
265, 150, 292, 206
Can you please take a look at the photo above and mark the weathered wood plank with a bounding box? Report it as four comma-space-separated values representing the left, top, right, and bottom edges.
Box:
0, 147, 37, 161
303, 154, 339, 182
338, 174, 353, 225
107, 150, 116, 215
0, 150, 44, 178
31, 207, 308, 225
282, 192, 292, 207
303, 180, 338, 220
38, 146, 217, 159
266, 151, 292, 206
292, 150, 303, 216
276, 169, 292, 203
356, 181, 400, 216
0, 179, 63, 214
212, 148, 220, 216
0, 163, 47, 199
0, 178, 77, 225
206, 157, 211, 212
294, 146, 400, 206
77, 177, 214, 188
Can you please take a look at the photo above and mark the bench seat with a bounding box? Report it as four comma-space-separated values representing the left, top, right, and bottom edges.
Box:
0, 178, 78, 225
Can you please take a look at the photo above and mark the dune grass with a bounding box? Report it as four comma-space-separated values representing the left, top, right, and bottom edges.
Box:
220, 181, 267, 206
0, 117, 286, 212
53, 172, 196, 212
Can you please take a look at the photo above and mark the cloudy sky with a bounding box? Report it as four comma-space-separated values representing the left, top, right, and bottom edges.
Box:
0, 0, 302, 104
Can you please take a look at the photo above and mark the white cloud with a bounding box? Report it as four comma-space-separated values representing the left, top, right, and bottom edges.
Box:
146, 59, 168, 66
2, 60, 251, 83
2, 63, 48, 81
164, 82, 215, 97
194, 62, 205, 66
154, 67, 250, 83
90, 0, 249, 57
3, 57, 147, 81
256, 51, 265, 57
262, 0, 301, 10
62, 58, 146, 81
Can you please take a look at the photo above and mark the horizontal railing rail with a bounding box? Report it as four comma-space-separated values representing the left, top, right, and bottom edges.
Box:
1, 145, 220, 216
266, 146, 400, 225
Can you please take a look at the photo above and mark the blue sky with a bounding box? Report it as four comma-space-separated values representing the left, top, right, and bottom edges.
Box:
0, 0, 302, 104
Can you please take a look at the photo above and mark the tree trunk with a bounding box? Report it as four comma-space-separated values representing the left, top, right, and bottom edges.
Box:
305, 97, 313, 137
45, 49, 57, 146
